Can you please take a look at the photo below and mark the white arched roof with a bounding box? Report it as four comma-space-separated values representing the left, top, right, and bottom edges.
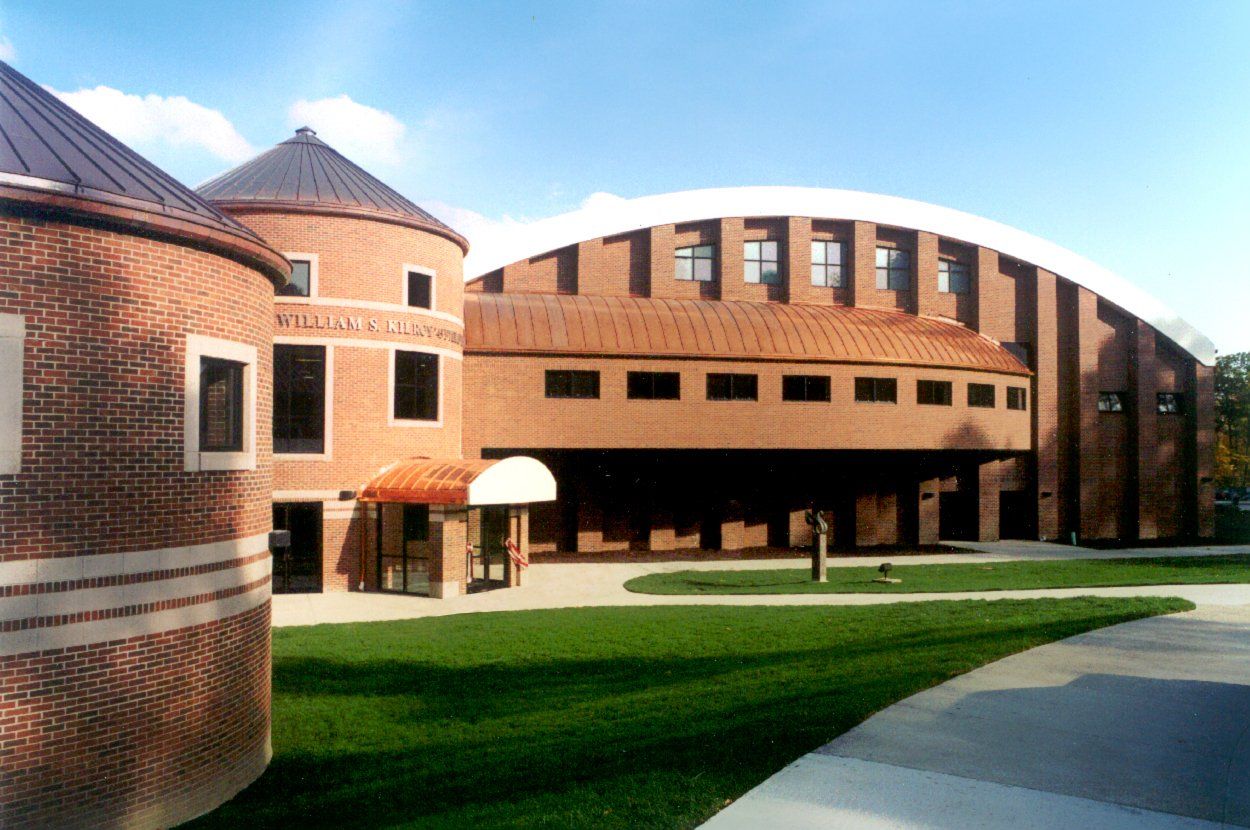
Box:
463, 186, 1213, 365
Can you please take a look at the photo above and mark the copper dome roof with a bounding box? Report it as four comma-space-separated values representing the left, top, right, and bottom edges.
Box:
0, 60, 288, 284
197, 127, 468, 251
465, 293, 1030, 375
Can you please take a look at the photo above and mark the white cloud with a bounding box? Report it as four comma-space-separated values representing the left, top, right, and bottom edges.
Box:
49, 85, 254, 163
0, 35, 15, 62
287, 95, 406, 167
438, 191, 628, 278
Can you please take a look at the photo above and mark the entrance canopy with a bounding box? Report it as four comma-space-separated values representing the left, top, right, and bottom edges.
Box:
358, 456, 556, 505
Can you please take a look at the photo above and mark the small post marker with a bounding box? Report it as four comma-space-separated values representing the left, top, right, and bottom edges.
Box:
804, 505, 829, 583
874, 562, 901, 584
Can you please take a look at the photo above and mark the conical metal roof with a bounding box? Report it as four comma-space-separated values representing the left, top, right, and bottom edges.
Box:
0, 60, 288, 284
198, 127, 468, 252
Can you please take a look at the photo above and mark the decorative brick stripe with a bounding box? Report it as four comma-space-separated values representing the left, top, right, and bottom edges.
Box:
0, 550, 271, 598
1, 575, 271, 633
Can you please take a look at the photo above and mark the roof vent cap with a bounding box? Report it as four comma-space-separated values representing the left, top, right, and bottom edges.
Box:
295, 126, 316, 136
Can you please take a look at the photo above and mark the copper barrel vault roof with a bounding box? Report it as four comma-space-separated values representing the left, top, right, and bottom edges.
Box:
197, 127, 468, 251
0, 60, 288, 284
465, 293, 1031, 375
359, 456, 557, 506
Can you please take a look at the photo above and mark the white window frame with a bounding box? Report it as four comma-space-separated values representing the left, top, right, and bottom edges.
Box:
184, 334, 257, 472
0, 314, 24, 475
387, 348, 444, 428
276, 252, 319, 302
402, 263, 437, 310
273, 341, 334, 462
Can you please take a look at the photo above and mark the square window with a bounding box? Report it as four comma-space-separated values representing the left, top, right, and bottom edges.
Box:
1007, 386, 1028, 411
280, 259, 311, 297
1098, 392, 1126, 413
876, 246, 910, 290
968, 383, 996, 408
199, 357, 245, 452
811, 241, 844, 287
744, 241, 760, 260
744, 261, 762, 283
694, 257, 713, 282
407, 271, 432, 308
744, 239, 780, 284
938, 260, 971, 294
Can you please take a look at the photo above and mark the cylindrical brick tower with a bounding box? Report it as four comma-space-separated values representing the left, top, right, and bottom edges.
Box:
199, 128, 473, 596
0, 62, 288, 828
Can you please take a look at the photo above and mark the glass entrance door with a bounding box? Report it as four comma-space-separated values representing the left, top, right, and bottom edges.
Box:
376, 504, 431, 595
272, 502, 323, 593
471, 506, 510, 591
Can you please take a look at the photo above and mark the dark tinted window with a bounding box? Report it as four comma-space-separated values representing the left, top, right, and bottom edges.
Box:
274, 344, 325, 453
407, 271, 432, 308
917, 380, 953, 406
707, 373, 758, 401
403, 504, 430, 542
1098, 391, 1126, 413
1007, 386, 1028, 411
854, 377, 897, 403
627, 371, 680, 400
394, 351, 439, 420
279, 259, 311, 297
545, 370, 600, 399
968, 383, 996, 408
875, 247, 911, 290
1157, 392, 1183, 415
782, 375, 831, 402
199, 357, 244, 451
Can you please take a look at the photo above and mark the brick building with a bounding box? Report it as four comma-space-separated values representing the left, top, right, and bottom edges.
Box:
0, 62, 288, 828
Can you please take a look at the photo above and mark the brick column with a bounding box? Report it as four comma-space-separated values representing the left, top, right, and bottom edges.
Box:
788, 509, 811, 547
1034, 268, 1060, 540
918, 478, 941, 544
1133, 321, 1159, 539
915, 231, 940, 317
577, 238, 606, 296
1194, 362, 1216, 537
575, 480, 604, 553
1076, 287, 1102, 541
649, 509, 676, 551
974, 247, 1001, 335
851, 221, 877, 307
978, 461, 1002, 542
718, 217, 745, 302
720, 518, 746, 551
648, 224, 677, 299
875, 486, 899, 545
786, 216, 814, 304
855, 488, 878, 547
431, 510, 467, 598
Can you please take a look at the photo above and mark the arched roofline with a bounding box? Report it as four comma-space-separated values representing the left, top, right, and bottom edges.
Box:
463, 186, 1213, 365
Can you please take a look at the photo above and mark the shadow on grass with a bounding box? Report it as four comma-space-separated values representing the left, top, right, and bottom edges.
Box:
186, 599, 1191, 830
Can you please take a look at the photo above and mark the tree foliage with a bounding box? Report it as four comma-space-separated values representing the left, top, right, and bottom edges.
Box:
1216, 352, 1250, 487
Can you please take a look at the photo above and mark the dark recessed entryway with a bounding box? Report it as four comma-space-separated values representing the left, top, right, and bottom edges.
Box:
272, 502, 323, 593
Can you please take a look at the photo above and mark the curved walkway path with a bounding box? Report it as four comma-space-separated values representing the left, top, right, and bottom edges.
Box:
702, 604, 1250, 829
272, 541, 1250, 627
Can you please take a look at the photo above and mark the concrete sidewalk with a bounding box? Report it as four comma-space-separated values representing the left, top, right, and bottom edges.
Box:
272, 541, 1250, 627
702, 604, 1250, 829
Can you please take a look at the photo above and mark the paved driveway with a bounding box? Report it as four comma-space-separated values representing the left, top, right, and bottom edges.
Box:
702, 604, 1250, 829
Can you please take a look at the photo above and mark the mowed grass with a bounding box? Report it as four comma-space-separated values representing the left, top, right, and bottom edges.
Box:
624, 554, 1250, 595
188, 598, 1192, 829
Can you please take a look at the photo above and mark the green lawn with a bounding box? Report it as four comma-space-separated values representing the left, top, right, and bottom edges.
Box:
624, 554, 1250, 595
188, 598, 1191, 829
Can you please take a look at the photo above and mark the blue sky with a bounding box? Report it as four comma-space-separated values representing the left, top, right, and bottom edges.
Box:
4, 1, 1247, 353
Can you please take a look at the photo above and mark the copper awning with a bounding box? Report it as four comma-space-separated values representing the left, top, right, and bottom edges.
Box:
358, 456, 556, 506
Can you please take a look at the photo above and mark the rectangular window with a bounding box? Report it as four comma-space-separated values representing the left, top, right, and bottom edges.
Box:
1157, 392, 1183, 415
0, 314, 24, 475
968, 383, 996, 408
743, 241, 780, 285
274, 345, 326, 454
1098, 391, 1126, 413
707, 373, 758, 401
875, 247, 911, 290
675, 245, 715, 282
394, 351, 439, 420
782, 374, 831, 402
917, 379, 953, 406
280, 259, 311, 297
199, 357, 245, 451
627, 371, 680, 400
1007, 386, 1028, 411
407, 271, 432, 309
938, 259, 971, 294
545, 369, 600, 399
811, 240, 845, 287
854, 377, 897, 403
403, 504, 430, 542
